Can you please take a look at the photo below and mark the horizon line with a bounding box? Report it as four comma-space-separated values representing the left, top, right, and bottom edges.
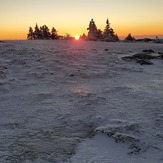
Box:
1, 35, 163, 41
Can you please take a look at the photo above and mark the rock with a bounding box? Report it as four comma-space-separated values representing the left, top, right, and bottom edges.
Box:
142, 49, 155, 53
131, 53, 157, 60
122, 53, 157, 61
113, 133, 140, 143
122, 52, 159, 65
104, 48, 109, 52
136, 59, 153, 65
158, 52, 163, 58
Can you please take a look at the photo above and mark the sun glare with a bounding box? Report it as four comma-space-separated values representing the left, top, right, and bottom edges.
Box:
75, 35, 80, 40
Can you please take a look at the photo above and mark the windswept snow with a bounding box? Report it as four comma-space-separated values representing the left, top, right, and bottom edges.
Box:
0, 40, 163, 163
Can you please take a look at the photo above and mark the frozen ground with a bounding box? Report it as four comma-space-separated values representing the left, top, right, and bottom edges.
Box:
0, 40, 163, 163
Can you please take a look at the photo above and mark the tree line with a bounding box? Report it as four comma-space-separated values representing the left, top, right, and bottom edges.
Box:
27, 24, 59, 40
27, 19, 135, 42
86, 18, 119, 41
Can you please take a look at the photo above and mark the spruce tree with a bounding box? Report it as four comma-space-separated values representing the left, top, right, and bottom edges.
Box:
40, 25, 51, 39
33, 23, 41, 39
104, 19, 110, 34
80, 33, 87, 40
51, 27, 58, 39
102, 19, 119, 42
125, 33, 135, 41
27, 27, 34, 40
97, 29, 102, 39
87, 19, 98, 41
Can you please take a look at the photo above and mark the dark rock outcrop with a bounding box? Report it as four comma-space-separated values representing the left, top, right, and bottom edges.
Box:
142, 49, 155, 53
122, 50, 160, 65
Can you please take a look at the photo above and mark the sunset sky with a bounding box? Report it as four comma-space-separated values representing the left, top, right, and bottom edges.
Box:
0, 0, 163, 40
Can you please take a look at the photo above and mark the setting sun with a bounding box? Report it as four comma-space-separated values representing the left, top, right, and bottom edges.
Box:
75, 35, 80, 40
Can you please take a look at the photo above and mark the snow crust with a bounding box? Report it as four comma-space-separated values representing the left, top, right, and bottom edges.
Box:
0, 40, 163, 162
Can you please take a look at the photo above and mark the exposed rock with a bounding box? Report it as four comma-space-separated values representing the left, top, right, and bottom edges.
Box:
113, 133, 140, 143
136, 59, 153, 65
130, 53, 157, 60
142, 49, 155, 53
122, 52, 160, 65
158, 52, 163, 58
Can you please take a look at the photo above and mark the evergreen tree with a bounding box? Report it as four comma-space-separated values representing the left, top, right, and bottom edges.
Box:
40, 25, 51, 39
87, 19, 98, 41
27, 27, 34, 40
51, 27, 58, 39
80, 33, 87, 40
97, 29, 102, 39
27, 24, 60, 40
102, 19, 119, 42
64, 33, 73, 40
33, 23, 42, 39
104, 18, 110, 34
115, 33, 120, 41
125, 33, 135, 41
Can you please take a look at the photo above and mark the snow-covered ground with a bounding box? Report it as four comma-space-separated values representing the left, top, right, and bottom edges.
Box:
0, 40, 163, 163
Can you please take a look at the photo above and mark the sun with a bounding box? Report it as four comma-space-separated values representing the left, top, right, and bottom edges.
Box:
75, 35, 80, 40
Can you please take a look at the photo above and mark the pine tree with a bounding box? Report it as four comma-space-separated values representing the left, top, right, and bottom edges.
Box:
102, 19, 119, 42
115, 33, 119, 41
80, 33, 87, 40
27, 27, 34, 40
33, 23, 41, 39
27, 24, 60, 40
87, 19, 98, 41
51, 27, 58, 39
125, 33, 135, 41
40, 25, 51, 39
97, 29, 102, 39
64, 33, 73, 40
104, 18, 110, 34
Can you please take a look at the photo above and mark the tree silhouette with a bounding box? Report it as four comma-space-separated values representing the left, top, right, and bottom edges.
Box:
104, 19, 111, 33
125, 33, 135, 41
33, 23, 42, 39
40, 25, 51, 39
87, 19, 98, 41
97, 29, 102, 39
27, 24, 59, 40
51, 27, 58, 39
80, 33, 87, 40
27, 19, 120, 41
102, 19, 119, 42
27, 27, 34, 40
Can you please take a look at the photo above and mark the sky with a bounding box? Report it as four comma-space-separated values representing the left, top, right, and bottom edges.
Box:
0, 0, 163, 40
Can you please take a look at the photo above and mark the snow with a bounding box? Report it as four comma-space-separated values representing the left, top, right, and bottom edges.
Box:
0, 40, 163, 162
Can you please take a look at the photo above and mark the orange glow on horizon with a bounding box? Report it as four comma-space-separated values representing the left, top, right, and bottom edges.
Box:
0, 21, 163, 40
1, 30, 163, 40
0, 30, 26, 40
1, 26, 163, 40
